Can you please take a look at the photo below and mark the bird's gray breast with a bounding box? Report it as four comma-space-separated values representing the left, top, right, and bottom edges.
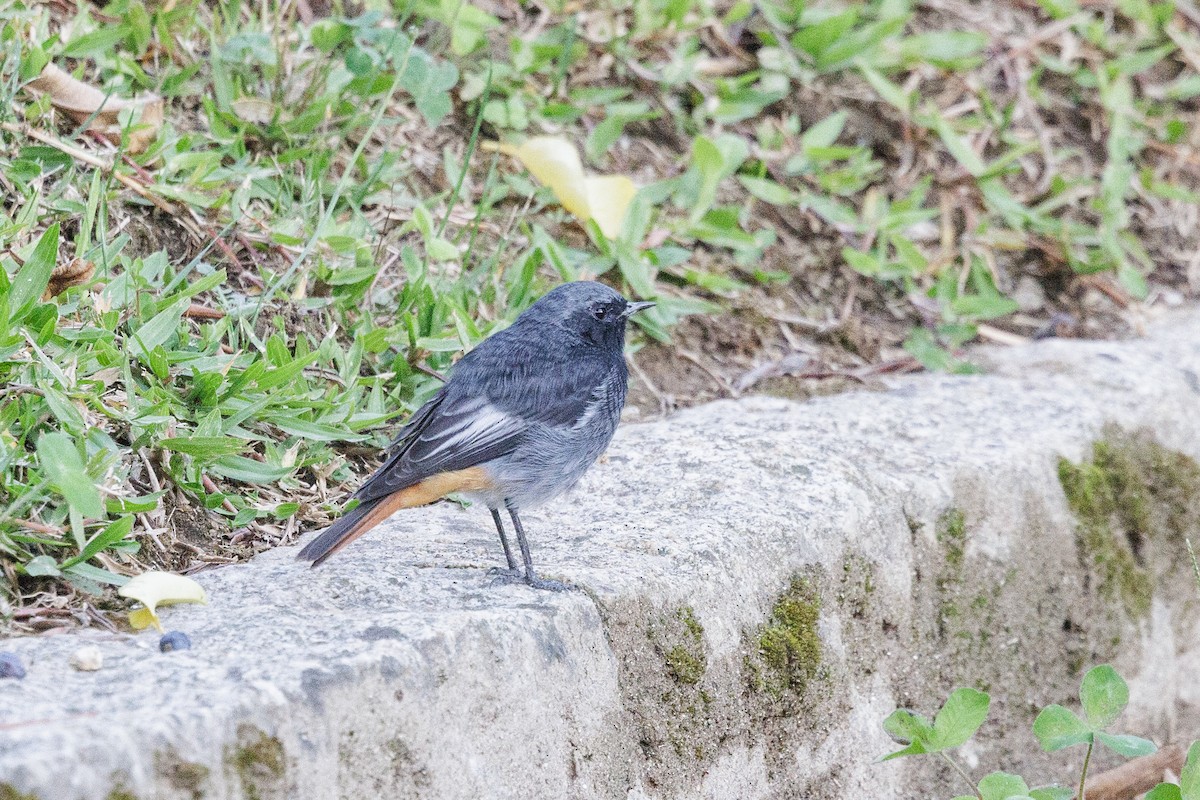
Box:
483, 366, 626, 508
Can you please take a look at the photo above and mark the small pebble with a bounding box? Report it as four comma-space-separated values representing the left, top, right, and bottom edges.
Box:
159, 631, 191, 653
70, 645, 103, 672
1013, 275, 1047, 313
0, 652, 26, 679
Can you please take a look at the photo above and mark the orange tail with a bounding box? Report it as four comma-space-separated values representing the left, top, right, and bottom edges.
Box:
296, 466, 494, 566
296, 494, 407, 566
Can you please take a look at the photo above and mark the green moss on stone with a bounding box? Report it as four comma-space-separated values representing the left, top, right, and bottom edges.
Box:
229, 725, 285, 800
751, 577, 821, 697
934, 508, 969, 632
836, 554, 877, 622
172, 763, 207, 791
636, 604, 714, 763
1058, 427, 1200, 617
156, 750, 209, 796
654, 606, 707, 686
0, 785, 40, 800
680, 606, 704, 642
1190, 539, 1200, 592
664, 645, 705, 685
233, 733, 284, 777
105, 790, 138, 800
937, 509, 967, 568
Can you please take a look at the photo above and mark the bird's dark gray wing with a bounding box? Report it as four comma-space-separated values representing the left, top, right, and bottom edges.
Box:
353, 391, 528, 502
455, 323, 625, 428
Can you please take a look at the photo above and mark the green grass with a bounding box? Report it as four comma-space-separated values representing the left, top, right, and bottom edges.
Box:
1, 0, 1198, 614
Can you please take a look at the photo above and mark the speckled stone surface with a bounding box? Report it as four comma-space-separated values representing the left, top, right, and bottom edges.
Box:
3, 310, 1200, 799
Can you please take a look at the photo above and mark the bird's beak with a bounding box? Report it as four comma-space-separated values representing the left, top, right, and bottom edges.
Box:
622, 300, 656, 318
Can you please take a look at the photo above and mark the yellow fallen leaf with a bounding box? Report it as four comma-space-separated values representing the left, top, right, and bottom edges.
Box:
505, 136, 591, 219
27, 64, 163, 154
585, 175, 637, 239
118, 571, 207, 633
489, 136, 636, 239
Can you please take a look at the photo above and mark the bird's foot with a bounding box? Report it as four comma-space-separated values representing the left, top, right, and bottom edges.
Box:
527, 576, 573, 592
489, 570, 573, 592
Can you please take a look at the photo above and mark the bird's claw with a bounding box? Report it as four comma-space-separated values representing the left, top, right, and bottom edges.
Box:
528, 577, 573, 592
489, 570, 573, 592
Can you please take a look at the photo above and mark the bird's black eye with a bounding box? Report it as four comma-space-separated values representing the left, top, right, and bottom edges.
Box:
591, 305, 609, 320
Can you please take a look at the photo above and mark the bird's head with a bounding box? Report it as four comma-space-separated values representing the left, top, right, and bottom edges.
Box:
524, 281, 654, 350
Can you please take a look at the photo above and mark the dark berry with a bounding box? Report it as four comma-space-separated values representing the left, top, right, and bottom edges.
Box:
159, 631, 192, 653
0, 652, 26, 679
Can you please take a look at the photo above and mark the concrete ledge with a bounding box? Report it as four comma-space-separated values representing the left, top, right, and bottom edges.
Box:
3, 311, 1200, 799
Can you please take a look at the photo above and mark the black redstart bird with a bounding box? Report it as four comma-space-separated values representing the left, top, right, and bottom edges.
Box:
296, 281, 654, 590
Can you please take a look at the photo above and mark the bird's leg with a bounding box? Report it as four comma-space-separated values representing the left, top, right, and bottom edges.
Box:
491, 500, 570, 592
488, 507, 521, 576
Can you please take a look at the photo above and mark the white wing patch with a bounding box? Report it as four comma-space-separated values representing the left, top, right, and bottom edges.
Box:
571, 379, 611, 432
411, 400, 526, 464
